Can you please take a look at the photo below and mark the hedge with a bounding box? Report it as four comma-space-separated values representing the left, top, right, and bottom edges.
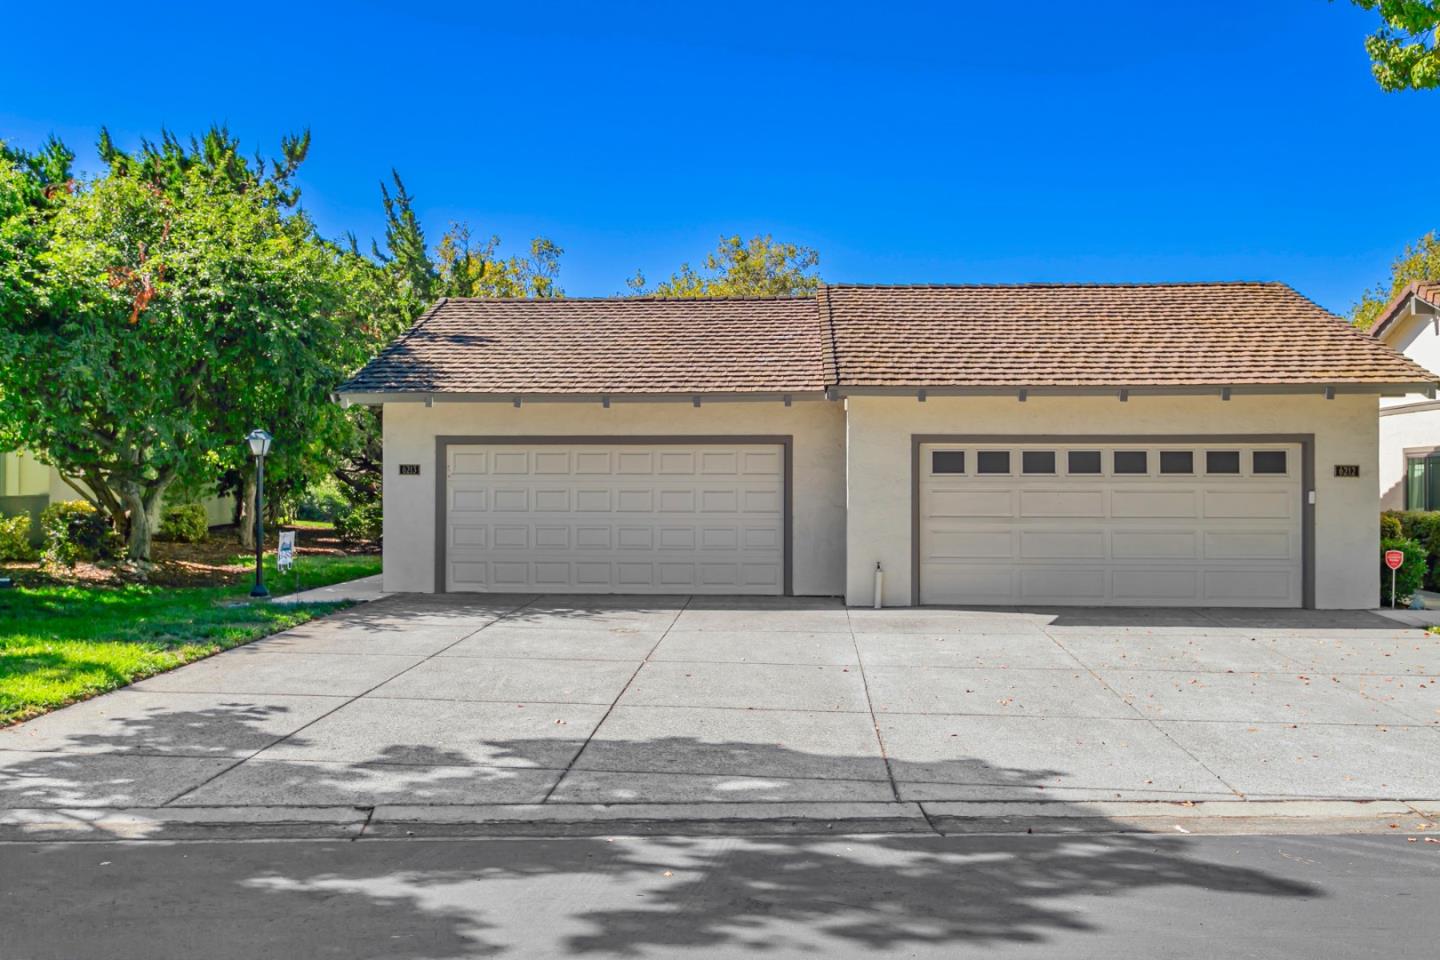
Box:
39, 500, 123, 566
1381, 510, 1440, 590
157, 503, 209, 543
1380, 537, 1427, 607
0, 512, 35, 561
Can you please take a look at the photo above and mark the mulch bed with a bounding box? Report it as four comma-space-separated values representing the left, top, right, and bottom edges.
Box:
1, 525, 378, 589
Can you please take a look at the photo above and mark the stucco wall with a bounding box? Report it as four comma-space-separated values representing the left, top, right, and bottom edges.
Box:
1379, 406, 1440, 510
381, 399, 847, 595
844, 393, 1381, 610
1379, 310, 1440, 410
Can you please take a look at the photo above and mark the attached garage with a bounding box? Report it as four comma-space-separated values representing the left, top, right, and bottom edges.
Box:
339, 284, 1438, 608
916, 439, 1307, 607
441, 438, 789, 594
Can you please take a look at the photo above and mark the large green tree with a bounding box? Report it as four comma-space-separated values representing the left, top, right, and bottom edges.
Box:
0, 134, 364, 561
1351, 231, 1440, 328
627, 235, 820, 297
1349, 1, 1440, 90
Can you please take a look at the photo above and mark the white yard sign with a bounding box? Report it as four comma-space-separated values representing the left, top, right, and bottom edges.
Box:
277, 530, 296, 572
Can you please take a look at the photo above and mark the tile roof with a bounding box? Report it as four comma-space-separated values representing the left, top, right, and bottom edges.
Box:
825, 282, 1434, 388
1369, 280, 1440, 339
340, 283, 1437, 397
340, 296, 828, 395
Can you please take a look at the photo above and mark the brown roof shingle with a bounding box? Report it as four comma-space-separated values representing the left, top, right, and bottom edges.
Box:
340, 282, 1437, 397
1369, 280, 1440, 339
826, 282, 1434, 388
340, 296, 828, 395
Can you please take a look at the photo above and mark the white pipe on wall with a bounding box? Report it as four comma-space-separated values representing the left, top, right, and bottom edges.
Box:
873, 562, 884, 610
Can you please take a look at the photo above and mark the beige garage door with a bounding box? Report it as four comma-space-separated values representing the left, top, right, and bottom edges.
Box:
919, 441, 1303, 607
445, 442, 785, 594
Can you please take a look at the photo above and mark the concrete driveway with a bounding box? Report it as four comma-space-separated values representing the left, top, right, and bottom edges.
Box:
2, 596, 1439, 824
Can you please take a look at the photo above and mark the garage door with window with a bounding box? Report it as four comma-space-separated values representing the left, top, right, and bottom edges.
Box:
444, 441, 786, 594
918, 441, 1303, 607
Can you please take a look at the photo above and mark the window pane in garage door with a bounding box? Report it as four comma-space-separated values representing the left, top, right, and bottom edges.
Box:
446, 442, 785, 595
920, 441, 1302, 607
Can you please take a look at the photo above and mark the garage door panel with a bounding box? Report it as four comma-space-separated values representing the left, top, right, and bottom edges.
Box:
1111, 489, 1198, 518
742, 489, 782, 513
452, 452, 488, 474
452, 525, 487, 549
493, 489, 529, 511
701, 451, 738, 474
1018, 489, 1105, 518
1020, 567, 1106, 600
1112, 569, 1200, 602
1111, 530, 1199, 560
575, 489, 612, 512
533, 451, 570, 474
1204, 531, 1293, 561
659, 451, 696, 474
926, 528, 1012, 560
929, 489, 1014, 518
575, 452, 612, 474
617, 452, 654, 474
1203, 489, 1291, 519
452, 489, 487, 511
920, 442, 1301, 607
451, 562, 487, 586
493, 452, 529, 474
1204, 569, 1295, 604
921, 565, 1013, 604
446, 442, 784, 594
1019, 530, 1105, 559
492, 525, 529, 549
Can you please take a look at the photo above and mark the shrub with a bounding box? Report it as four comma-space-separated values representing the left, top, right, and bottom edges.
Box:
294, 479, 349, 523
39, 500, 123, 565
334, 501, 382, 543
0, 512, 36, 561
156, 503, 209, 543
1387, 511, 1440, 589
1381, 511, 1403, 540
1380, 537, 1428, 607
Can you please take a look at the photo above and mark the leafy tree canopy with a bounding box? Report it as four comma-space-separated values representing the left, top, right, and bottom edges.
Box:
627, 235, 820, 297
0, 133, 358, 560
99, 125, 310, 207
1350, 1, 1440, 90
1351, 231, 1440, 328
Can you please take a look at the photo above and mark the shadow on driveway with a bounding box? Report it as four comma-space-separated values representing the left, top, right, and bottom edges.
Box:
0, 700, 1325, 958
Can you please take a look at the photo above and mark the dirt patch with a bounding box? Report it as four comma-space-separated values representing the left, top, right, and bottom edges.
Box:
1, 525, 378, 589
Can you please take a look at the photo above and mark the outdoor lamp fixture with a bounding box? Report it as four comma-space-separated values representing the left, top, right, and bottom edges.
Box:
246, 429, 273, 598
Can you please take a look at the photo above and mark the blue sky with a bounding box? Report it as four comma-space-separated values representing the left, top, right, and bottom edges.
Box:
1, 1, 1431, 313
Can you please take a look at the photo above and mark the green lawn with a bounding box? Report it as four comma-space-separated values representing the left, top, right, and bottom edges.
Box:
0, 553, 382, 725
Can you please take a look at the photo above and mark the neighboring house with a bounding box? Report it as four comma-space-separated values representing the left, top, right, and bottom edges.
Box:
1371, 282, 1440, 511
0, 449, 232, 541
338, 283, 1435, 610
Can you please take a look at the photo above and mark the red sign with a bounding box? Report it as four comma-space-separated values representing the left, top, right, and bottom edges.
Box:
1385, 550, 1405, 571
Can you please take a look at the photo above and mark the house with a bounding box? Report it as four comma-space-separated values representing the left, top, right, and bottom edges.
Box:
338, 283, 1436, 609
0, 449, 232, 541
1370, 282, 1440, 511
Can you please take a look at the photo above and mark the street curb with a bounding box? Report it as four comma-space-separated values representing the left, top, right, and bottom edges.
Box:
1, 799, 1436, 843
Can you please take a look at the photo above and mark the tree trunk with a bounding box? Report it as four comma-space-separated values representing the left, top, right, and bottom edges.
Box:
121, 486, 151, 561
238, 469, 257, 551
119, 477, 171, 562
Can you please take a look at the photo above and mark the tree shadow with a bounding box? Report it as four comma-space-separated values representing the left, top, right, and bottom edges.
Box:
0, 699, 1325, 959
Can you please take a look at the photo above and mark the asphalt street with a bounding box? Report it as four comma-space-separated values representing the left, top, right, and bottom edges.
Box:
4, 832, 1438, 959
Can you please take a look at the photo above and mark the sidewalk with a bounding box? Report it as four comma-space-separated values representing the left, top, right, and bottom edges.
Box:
268, 574, 389, 606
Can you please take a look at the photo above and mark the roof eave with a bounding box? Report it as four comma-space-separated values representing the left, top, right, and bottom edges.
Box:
833, 381, 1438, 399
1371, 283, 1440, 339
334, 389, 833, 406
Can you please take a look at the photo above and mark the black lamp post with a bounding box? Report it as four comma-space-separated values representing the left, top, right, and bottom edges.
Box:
246, 429, 273, 598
